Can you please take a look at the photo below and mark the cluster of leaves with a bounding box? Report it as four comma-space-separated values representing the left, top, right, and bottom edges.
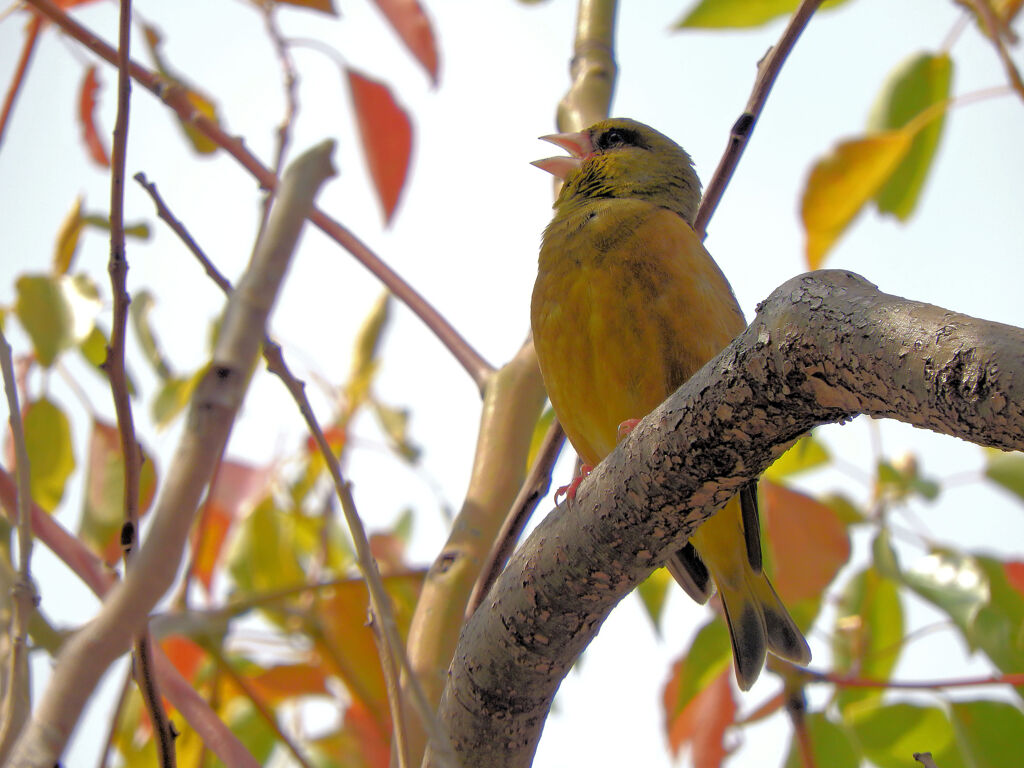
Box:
656, 434, 1024, 768
648, 2, 1024, 766
682, 0, 1021, 269
1, 0, 438, 765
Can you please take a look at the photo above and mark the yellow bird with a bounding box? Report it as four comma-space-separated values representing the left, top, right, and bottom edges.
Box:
530, 118, 810, 690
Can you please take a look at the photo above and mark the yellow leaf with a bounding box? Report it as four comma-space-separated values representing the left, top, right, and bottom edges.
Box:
801, 131, 912, 269
53, 196, 85, 275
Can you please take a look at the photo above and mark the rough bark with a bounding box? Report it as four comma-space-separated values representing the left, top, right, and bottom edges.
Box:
425, 269, 1024, 768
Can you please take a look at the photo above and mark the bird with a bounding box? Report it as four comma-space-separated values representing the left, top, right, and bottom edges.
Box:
530, 118, 811, 690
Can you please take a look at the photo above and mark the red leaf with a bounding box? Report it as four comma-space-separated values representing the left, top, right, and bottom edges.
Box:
664, 667, 736, 766
347, 68, 413, 225
1005, 561, 1024, 598
161, 635, 205, 684
78, 65, 109, 167
761, 481, 851, 602
343, 699, 391, 768
192, 460, 270, 591
370, 0, 439, 84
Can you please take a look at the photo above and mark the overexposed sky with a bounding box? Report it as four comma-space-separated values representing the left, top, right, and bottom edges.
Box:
1, 0, 1023, 765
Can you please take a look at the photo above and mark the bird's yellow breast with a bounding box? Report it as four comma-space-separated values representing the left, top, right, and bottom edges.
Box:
531, 198, 745, 466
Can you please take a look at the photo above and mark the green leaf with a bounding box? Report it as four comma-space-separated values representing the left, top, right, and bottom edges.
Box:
764, 433, 830, 481
871, 528, 901, 579
868, 52, 953, 221
372, 400, 420, 462
951, 700, 1024, 768
79, 419, 158, 564
346, 292, 391, 409
636, 567, 672, 633
784, 713, 860, 768
227, 498, 306, 597
23, 398, 76, 513
15, 274, 102, 367
985, 449, 1024, 502
676, 0, 850, 28
849, 703, 965, 768
970, 557, 1024, 688
77, 325, 138, 396
903, 549, 989, 635
821, 492, 867, 525
526, 407, 556, 471
833, 567, 903, 714
877, 455, 940, 503
152, 368, 205, 428
130, 289, 173, 380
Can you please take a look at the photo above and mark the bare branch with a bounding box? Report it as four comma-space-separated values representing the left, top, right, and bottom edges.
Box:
0, 329, 36, 763
427, 270, 1024, 768
694, 0, 824, 238
557, 0, 618, 133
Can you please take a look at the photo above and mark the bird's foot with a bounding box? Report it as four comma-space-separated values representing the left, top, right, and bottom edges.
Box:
617, 418, 642, 441
555, 464, 594, 504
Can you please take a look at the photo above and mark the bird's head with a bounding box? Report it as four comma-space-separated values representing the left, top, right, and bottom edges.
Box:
534, 118, 702, 225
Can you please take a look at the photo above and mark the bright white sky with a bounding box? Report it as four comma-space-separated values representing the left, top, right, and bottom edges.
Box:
1, 0, 1023, 766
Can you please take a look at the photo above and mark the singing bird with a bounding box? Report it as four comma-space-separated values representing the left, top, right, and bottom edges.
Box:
530, 118, 810, 690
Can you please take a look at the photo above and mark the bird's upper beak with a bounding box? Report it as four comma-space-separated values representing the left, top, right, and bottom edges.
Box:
531, 130, 593, 180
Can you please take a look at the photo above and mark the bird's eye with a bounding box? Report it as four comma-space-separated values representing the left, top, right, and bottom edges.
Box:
598, 129, 627, 150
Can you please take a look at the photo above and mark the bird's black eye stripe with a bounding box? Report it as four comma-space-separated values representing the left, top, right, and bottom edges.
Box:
595, 127, 644, 151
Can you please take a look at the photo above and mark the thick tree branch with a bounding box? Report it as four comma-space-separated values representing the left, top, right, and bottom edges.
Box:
425, 270, 1024, 768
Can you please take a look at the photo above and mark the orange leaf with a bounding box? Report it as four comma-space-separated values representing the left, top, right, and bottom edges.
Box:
760, 481, 851, 603
347, 68, 413, 225
370, 0, 440, 84
192, 460, 270, 592
316, 573, 424, 727
801, 131, 911, 269
344, 699, 391, 768
249, 663, 330, 703
161, 635, 206, 684
1005, 561, 1024, 598
664, 667, 736, 766
77, 65, 109, 167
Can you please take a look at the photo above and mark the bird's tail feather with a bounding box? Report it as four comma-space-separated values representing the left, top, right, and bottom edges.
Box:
716, 569, 811, 691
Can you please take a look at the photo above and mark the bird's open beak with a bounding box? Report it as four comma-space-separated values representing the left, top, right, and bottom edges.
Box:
531, 130, 593, 180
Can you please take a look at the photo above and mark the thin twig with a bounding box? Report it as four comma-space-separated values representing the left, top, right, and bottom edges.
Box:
0, 467, 262, 768
0, 328, 37, 763
7, 140, 334, 768
693, 0, 824, 239
95, 670, 133, 768
25, 0, 493, 391
0, 13, 42, 150
785, 688, 816, 768
204, 644, 316, 768
256, 0, 300, 245
134, 175, 455, 768
466, 418, 565, 617
264, 344, 457, 768
106, 1, 176, 762
800, 666, 1024, 690
964, 0, 1024, 100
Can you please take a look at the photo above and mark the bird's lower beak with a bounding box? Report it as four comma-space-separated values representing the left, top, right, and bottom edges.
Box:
531, 130, 593, 180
